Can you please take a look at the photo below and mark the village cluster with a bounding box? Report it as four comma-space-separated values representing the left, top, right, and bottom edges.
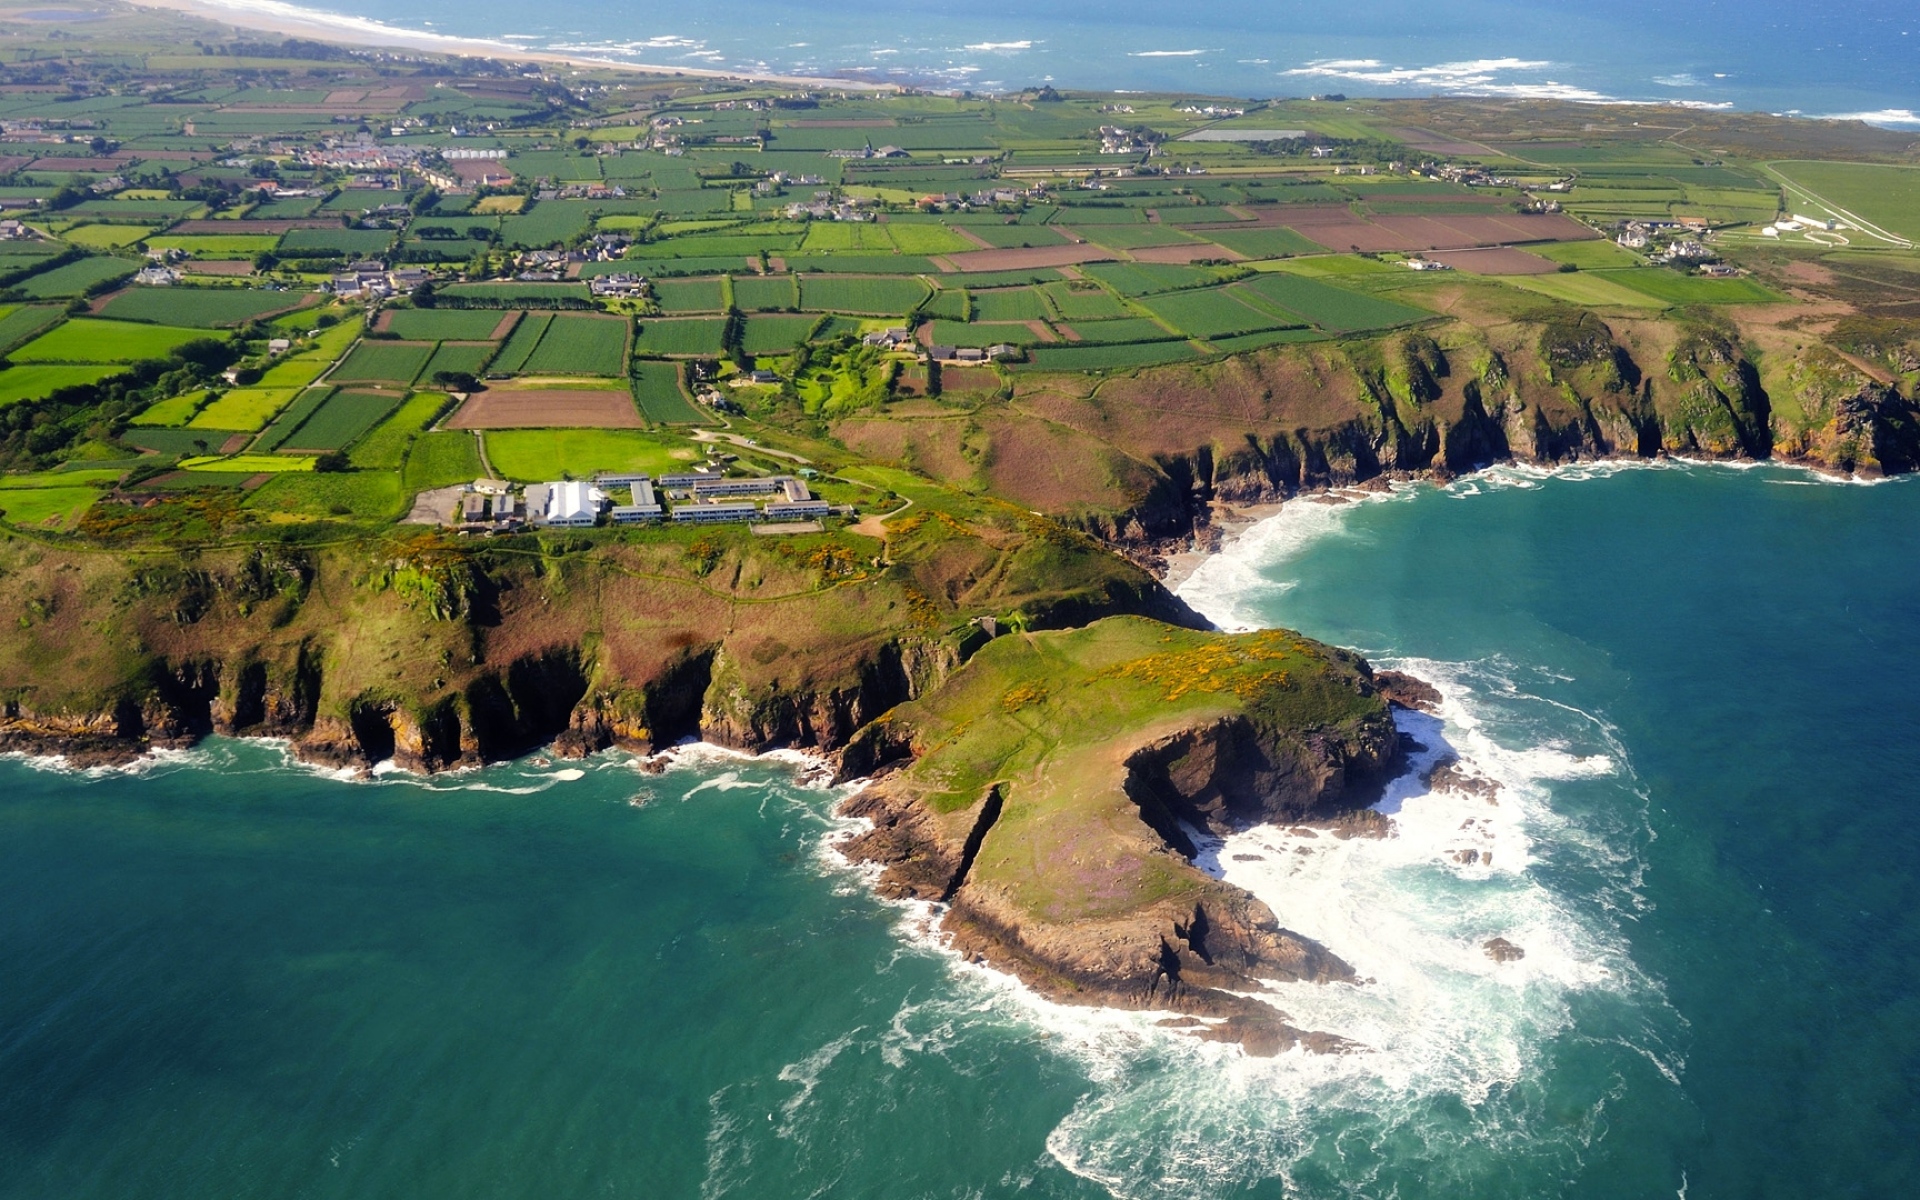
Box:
451, 470, 837, 533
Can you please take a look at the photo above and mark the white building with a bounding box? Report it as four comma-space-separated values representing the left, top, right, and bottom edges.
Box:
527, 480, 605, 527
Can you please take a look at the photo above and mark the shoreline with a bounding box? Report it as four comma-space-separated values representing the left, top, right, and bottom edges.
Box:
126, 0, 899, 90
1157, 451, 1908, 593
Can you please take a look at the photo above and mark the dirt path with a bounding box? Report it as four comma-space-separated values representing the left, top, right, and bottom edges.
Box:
473, 430, 497, 480
690, 429, 811, 464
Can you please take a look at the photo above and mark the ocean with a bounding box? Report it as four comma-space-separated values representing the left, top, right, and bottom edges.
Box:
4, 460, 1918, 1198
193, 0, 1920, 124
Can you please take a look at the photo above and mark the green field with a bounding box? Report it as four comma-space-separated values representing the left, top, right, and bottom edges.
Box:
10, 318, 210, 363
99, 286, 308, 327
277, 228, 396, 256
275, 390, 405, 452
1199, 226, 1326, 259
385, 308, 514, 340
16, 257, 136, 299
798, 274, 931, 314
330, 341, 433, 385
403, 430, 483, 492
255, 323, 360, 388
929, 320, 1042, 347
0, 485, 100, 528
630, 361, 707, 424
190, 387, 298, 431
485, 428, 689, 480
442, 281, 591, 305
181, 453, 315, 473
0, 364, 123, 405
0, 306, 65, 354
1596, 269, 1782, 305
633, 317, 728, 356
259, 388, 333, 451
519, 313, 628, 376
1529, 240, 1647, 270
492, 313, 552, 373
59, 224, 158, 249
652, 277, 727, 313
741, 314, 820, 354
1145, 288, 1285, 338
969, 287, 1051, 322
1078, 262, 1225, 296
144, 234, 281, 257
1026, 341, 1202, 370
243, 470, 405, 522
1236, 273, 1431, 331
420, 342, 498, 380
1063, 317, 1184, 345
350, 391, 449, 470
729, 275, 797, 311
1503, 271, 1666, 308
1042, 282, 1130, 321
131, 390, 210, 425
1769, 161, 1920, 243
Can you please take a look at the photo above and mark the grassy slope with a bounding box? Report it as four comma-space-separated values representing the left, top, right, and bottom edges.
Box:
873, 617, 1384, 921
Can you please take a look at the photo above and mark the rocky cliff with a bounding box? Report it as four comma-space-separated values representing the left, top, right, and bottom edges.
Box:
0, 507, 1200, 769
836, 617, 1404, 1054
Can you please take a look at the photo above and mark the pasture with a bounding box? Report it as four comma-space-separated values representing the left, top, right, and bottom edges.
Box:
632, 318, 729, 356
189, 388, 298, 431
330, 341, 433, 385
16, 257, 136, 299
798, 275, 931, 314
630, 361, 707, 424
385, 309, 517, 340
741, 314, 821, 355
274, 390, 405, 452
1769, 161, 1920, 243
484, 429, 690, 480
1235, 273, 1430, 331
100, 286, 308, 327
10, 319, 209, 363
1145, 289, 1285, 338
653, 277, 727, 313
519, 314, 629, 376
0, 364, 122, 405
730, 275, 798, 311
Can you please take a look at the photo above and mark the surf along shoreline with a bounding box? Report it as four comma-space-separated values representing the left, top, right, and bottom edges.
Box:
126, 0, 899, 90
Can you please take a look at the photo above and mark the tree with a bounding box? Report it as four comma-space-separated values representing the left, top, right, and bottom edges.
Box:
313, 451, 350, 473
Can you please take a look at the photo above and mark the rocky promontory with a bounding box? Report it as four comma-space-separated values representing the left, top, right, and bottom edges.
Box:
837, 616, 1404, 1054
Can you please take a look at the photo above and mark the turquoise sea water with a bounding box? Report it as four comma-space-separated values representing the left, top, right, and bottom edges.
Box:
4, 461, 1918, 1198
220, 0, 1920, 122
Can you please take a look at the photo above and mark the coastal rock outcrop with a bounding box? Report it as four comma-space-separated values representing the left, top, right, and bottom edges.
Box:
836, 616, 1402, 1054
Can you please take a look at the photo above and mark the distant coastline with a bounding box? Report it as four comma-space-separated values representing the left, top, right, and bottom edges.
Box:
127, 0, 898, 90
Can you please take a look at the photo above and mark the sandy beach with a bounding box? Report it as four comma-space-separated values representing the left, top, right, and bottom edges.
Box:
126, 0, 896, 90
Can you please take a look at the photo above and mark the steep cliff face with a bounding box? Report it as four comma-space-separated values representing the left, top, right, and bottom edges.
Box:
0, 508, 1195, 769
1045, 312, 1916, 553
836, 618, 1403, 1054
1770, 346, 1920, 476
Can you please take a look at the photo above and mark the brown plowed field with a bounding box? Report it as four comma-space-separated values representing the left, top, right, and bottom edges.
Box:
1425, 247, 1561, 274
943, 244, 1120, 272
28, 157, 122, 172
446, 390, 643, 429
